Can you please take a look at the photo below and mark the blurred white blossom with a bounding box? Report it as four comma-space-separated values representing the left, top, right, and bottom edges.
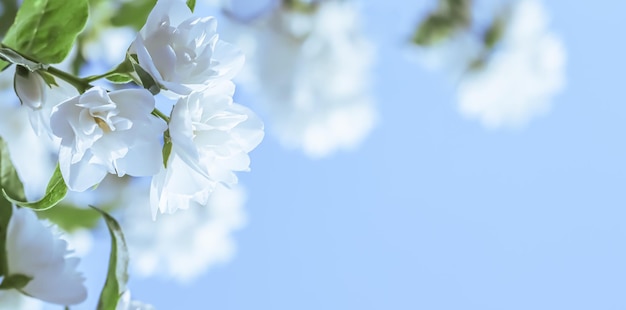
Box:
5, 207, 87, 305
457, 0, 566, 129
0, 289, 42, 310
221, 0, 377, 158
124, 181, 247, 283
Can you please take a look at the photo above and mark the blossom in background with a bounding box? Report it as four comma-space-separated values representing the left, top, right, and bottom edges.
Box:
218, 0, 377, 158
131, 0, 244, 97
457, 0, 566, 129
124, 181, 247, 282
50, 87, 166, 191
5, 206, 87, 305
0, 289, 42, 310
151, 82, 263, 216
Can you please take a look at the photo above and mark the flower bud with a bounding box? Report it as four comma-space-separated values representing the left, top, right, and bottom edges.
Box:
13, 66, 47, 110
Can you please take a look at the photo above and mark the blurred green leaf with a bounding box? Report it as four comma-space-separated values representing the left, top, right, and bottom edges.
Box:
0, 137, 24, 278
0, 273, 32, 289
37, 204, 101, 232
187, 0, 196, 12
3, 164, 67, 211
2, 0, 88, 64
110, 0, 156, 30
92, 206, 129, 310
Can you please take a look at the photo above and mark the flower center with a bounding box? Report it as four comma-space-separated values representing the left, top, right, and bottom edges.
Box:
94, 117, 112, 133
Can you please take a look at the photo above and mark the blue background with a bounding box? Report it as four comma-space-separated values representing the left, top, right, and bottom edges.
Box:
71, 1, 626, 309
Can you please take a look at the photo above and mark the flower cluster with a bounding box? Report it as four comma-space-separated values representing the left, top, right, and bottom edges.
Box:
14, 0, 263, 216
0, 0, 263, 307
217, 0, 377, 158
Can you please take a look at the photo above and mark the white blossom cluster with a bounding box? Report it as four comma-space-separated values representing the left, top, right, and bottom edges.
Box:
218, 0, 377, 158
0, 0, 263, 307
410, 0, 566, 129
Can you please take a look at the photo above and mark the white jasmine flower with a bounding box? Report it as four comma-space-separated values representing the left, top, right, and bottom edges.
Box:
124, 181, 247, 282
10, 65, 79, 138
457, 0, 566, 129
223, 1, 377, 158
5, 206, 87, 305
50, 86, 166, 191
130, 0, 244, 97
150, 82, 263, 216
0, 289, 43, 310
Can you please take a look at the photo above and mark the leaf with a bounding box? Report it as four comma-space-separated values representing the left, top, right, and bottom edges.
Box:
0, 46, 48, 71
110, 0, 157, 30
0, 137, 25, 203
37, 204, 101, 232
0, 137, 22, 278
92, 206, 129, 310
2, 0, 88, 64
186, 0, 196, 12
0, 273, 32, 289
105, 73, 133, 84
2, 164, 67, 211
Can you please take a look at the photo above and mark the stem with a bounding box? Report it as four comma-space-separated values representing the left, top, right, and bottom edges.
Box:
82, 69, 119, 83
45, 65, 92, 93
152, 108, 170, 123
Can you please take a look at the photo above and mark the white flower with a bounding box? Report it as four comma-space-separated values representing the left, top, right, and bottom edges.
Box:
124, 181, 247, 282
221, 1, 377, 158
150, 82, 263, 216
457, 0, 566, 129
116, 290, 155, 310
130, 0, 244, 97
11, 66, 79, 138
0, 289, 43, 310
5, 206, 87, 305
51, 86, 166, 191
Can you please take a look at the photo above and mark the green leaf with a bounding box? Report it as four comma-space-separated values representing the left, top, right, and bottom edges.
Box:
2, 164, 67, 211
0, 273, 32, 289
37, 204, 101, 232
0, 137, 25, 203
105, 73, 133, 84
92, 206, 129, 310
186, 0, 196, 12
2, 0, 88, 64
110, 0, 157, 30
0, 137, 21, 278
0, 46, 47, 71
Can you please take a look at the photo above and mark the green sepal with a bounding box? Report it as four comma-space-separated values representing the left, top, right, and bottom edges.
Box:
92, 206, 129, 310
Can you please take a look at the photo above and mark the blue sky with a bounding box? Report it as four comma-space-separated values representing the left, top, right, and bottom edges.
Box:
65, 1, 626, 309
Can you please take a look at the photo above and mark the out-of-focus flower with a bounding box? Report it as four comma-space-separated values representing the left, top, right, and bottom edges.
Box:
124, 181, 247, 283
50, 87, 166, 191
150, 82, 263, 216
0, 289, 43, 310
5, 206, 87, 305
130, 0, 244, 97
457, 0, 566, 129
116, 290, 155, 310
0, 68, 58, 201
221, 0, 377, 158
